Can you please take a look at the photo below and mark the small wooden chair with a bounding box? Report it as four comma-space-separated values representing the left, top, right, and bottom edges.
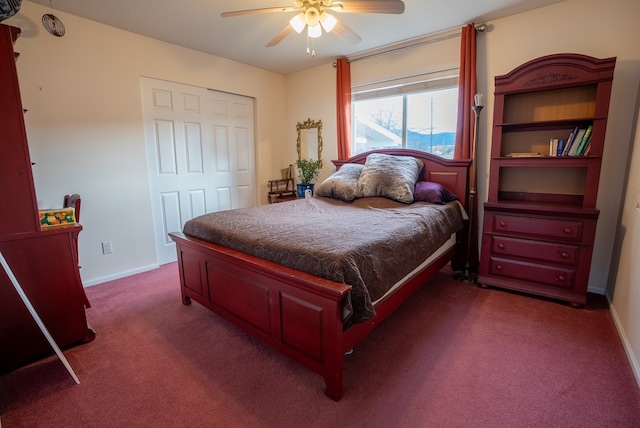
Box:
63, 194, 90, 308
63, 194, 81, 223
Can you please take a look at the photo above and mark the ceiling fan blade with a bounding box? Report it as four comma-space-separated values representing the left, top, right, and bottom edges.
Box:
266, 25, 294, 47
334, 1, 405, 14
331, 19, 362, 44
221, 6, 296, 18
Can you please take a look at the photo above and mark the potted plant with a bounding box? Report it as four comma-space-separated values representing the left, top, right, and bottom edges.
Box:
295, 158, 322, 197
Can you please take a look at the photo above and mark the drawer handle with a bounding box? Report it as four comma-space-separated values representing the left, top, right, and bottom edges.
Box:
499, 220, 507, 228
560, 251, 569, 258
563, 227, 572, 235
496, 264, 503, 271
557, 274, 566, 282
498, 243, 505, 249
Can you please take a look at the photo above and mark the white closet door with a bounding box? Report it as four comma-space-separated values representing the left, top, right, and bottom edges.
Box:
140, 77, 256, 265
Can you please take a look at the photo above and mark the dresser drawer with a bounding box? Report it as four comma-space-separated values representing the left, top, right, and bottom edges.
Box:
488, 257, 575, 289
492, 214, 583, 242
490, 236, 579, 266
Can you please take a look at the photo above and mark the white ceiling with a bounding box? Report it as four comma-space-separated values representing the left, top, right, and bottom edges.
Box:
27, 0, 564, 74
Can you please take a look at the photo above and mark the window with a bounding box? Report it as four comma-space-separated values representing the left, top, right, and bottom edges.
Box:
352, 74, 458, 159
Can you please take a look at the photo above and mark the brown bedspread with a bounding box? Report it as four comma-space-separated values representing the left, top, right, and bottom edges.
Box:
183, 196, 464, 324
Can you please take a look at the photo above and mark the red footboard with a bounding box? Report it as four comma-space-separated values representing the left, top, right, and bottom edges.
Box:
171, 231, 351, 400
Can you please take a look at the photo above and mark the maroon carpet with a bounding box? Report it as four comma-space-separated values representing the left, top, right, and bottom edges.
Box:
2, 263, 640, 427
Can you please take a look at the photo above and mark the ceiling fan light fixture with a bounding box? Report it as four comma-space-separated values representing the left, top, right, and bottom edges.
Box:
307, 23, 322, 38
222, 0, 404, 56
289, 12, 306, 33
319, 12, 337, 32
304, 6, 320, 26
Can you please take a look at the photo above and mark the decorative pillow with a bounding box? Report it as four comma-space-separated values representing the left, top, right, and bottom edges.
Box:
413, 181, 458, 204
357, 153, 424, 203
314, 163, 364, 202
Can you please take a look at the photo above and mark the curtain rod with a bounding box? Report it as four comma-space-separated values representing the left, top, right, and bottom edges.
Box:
333, 23, 487, 67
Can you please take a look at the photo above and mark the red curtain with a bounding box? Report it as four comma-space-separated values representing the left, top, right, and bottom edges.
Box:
454, 24, 477, 160
453, 23, 478, 277
336, 57, 352, 160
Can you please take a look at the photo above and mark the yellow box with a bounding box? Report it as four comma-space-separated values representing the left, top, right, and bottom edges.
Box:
39, 208, 76, 228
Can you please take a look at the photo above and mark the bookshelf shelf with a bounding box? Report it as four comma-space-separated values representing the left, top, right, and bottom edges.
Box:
498, 117, 605, 128
494, 156, 600, 162
478, 53, 616, 306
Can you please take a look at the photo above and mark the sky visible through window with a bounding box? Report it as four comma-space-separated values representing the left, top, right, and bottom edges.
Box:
353, 87, 458, 158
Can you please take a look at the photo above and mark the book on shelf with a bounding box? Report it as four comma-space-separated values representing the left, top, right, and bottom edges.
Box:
576, 135, 591, 156
561, 126, 579, 156
574, 125, 593, 156
567, 127, 587, 156
548, 138, 565, 156
578, 135, 592, 156
549, 138, 559, 156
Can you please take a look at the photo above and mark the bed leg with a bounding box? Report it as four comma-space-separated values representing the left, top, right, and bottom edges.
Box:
182, 294, 191, 305
324, 375, 343, 401
323, 353, 344, 401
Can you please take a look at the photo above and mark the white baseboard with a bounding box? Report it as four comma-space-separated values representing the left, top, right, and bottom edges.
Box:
82, 264, 159, 288
609, 302, 640, 389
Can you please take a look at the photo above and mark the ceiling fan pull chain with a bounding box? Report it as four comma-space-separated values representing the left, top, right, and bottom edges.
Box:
311, 38, 316, 57
306, 34, 310, 55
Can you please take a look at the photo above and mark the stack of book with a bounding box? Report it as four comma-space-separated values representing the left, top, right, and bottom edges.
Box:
550, 125, 593, 156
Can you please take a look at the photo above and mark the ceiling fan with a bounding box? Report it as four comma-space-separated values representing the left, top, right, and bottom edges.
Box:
221, 0, 405, 56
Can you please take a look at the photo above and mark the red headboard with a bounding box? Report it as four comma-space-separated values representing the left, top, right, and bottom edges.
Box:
332, 149, 471, 208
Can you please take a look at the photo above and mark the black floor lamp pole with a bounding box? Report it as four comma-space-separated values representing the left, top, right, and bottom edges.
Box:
462, 96, 483, 283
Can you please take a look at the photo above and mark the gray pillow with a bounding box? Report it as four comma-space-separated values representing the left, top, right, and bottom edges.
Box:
357, 153, 424, 203
315, 163, 364, 202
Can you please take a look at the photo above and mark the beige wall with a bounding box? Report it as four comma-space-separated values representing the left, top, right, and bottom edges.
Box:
7, 2, 287, 284
610, 93, 640, 379
285, 0, 640, 381
285, 63, 337, 181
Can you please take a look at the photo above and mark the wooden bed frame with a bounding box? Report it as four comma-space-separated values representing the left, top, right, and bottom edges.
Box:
169, 149, 470, 400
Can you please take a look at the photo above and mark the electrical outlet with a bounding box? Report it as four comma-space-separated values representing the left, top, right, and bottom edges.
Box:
102, 241, 113, 254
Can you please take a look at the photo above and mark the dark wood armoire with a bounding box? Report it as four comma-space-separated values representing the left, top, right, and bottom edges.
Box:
0, 23, 94, 374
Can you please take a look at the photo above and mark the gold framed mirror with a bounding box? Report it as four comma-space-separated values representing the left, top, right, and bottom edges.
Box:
296, 118, 323, 167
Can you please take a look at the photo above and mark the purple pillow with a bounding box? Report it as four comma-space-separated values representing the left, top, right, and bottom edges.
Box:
413, 181, 458, 204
